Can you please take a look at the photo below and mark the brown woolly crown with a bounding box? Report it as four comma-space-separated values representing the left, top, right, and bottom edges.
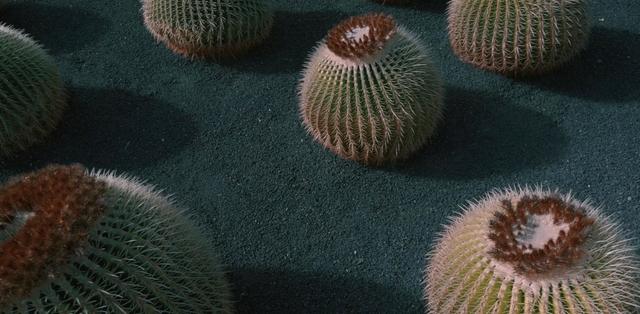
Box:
326, 13, 396, 60
0, 164, 106, 306
488, 195, 594, 277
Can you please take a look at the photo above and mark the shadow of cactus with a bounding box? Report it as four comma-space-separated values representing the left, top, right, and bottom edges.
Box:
0, 2, 110, 54
522, 27, 640, 103
1, 87, 198, 170
231, 267, 422, 313
221, 10, 351, 74
389, 87, 568, 179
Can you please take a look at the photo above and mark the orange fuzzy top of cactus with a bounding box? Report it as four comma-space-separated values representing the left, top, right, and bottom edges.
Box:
0, 164, 106, 306
488, 195, 594, 277
326, 13, 396, 60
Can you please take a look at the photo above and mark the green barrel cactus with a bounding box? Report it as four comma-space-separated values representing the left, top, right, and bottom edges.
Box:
299, 13, 444, 166
142, 0, 273, 59
425, 187, 640, 313
0, 24, 66, 157
447, 0, 590, 75
0, 165, 233, 313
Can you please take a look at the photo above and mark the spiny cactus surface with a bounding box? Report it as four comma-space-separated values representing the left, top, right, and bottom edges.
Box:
0, 165, 233, 313
299, 13, 444, 166
447, 0, 590, 75
142, 0, 273, 59
425, 187, 640, 313
0, 24, 66, 157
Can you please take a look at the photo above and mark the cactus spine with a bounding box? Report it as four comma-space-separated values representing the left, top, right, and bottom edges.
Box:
425, 187, 640, 313
299, 13, 444, 166
447, 0, 590, 75
0, 24, 66, 157
142, 0, 273, 59
0, 165, 233, 313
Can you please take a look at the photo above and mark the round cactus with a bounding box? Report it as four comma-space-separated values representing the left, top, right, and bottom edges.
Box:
425, 187, 640, 313
0, 165, 233, 313
299, 13, 444, 166
447, 0, 590, 75
142, 0, 273, 59
0, 24, 66, 157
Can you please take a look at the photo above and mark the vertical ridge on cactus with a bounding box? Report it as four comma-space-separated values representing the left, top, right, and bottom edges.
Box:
299, 13, 444, 166
0, 165, 233, 313
142, 0, 274, 59
425, 187, 640, 313
447, 0, 590, 75
0, 24, 66, 157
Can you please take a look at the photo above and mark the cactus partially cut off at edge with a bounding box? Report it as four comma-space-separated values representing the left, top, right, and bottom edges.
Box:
299, 13, 444, 166
425, 187, 640, 313
142, 0, 273, 59
0, 24, 66, 157
447, 0, 590, 75
0, 165, 233, 313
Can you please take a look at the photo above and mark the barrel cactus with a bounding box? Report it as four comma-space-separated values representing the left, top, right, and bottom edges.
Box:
0, 164, 233, 313
425, 187, 640, 313
0, 24, 66, 157
447, 0, 590, 75
299, 13, 444, 166
142, 0, 273, 59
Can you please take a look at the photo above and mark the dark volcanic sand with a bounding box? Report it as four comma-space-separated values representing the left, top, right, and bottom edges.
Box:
1, 0, 639, 312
